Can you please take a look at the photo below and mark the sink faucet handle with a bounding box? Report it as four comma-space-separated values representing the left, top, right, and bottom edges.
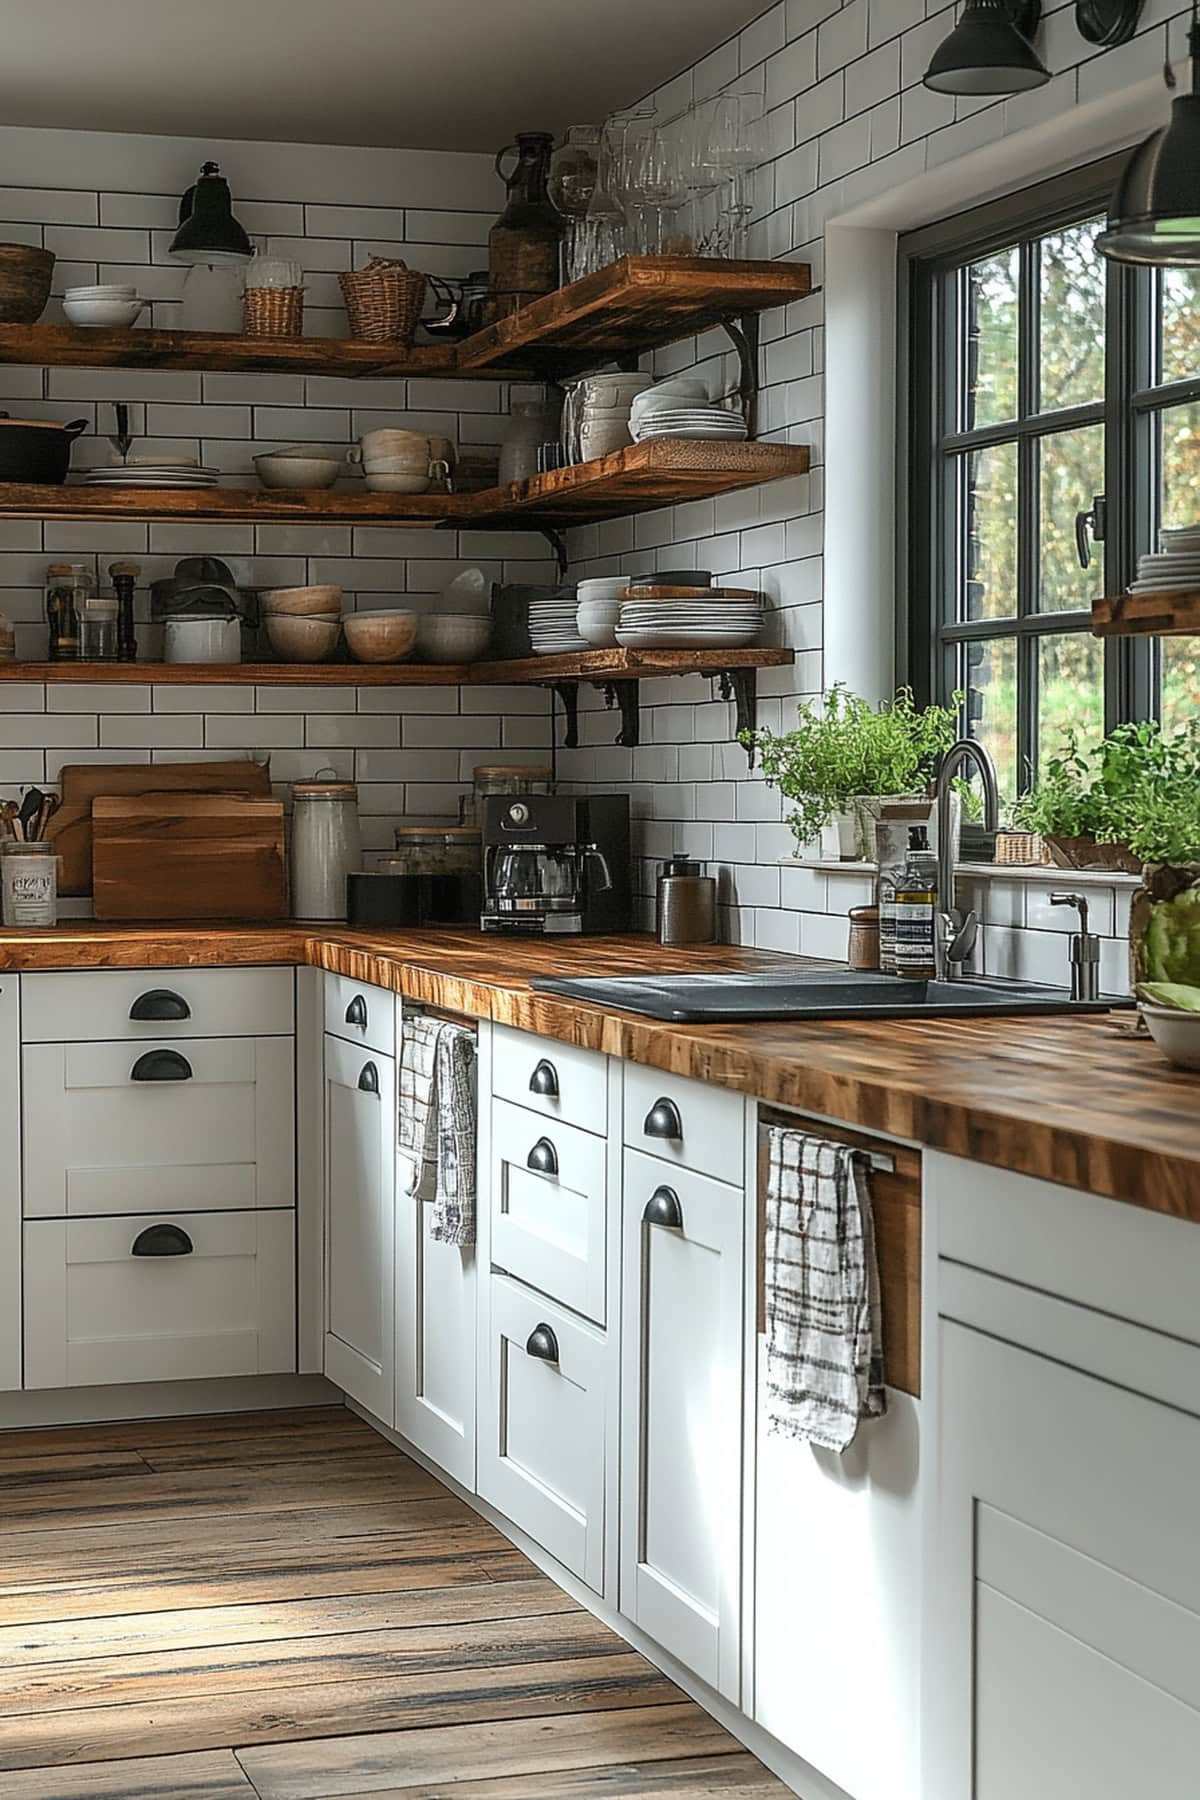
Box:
1050, 890, 1090, 936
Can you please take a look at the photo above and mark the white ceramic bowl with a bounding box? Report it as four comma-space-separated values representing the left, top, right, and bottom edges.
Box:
63, 296, 145, 328
254, 453, 340, 490
1141, 1004, 1200, 1071
266, 615, 340, 662
579, 421, 632, 460
576, 376, 653, 408
442, 567, 494, 614
364, 471, 432, 493
576, 609, 619, 648
416, 612, 492, 663
260, 584, 343, 617
65, 284, 136, 300
576, 577, 629, 605
343, 608, 419, 663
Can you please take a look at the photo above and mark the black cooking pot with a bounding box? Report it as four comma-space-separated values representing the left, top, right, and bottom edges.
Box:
0, 413, 89, 484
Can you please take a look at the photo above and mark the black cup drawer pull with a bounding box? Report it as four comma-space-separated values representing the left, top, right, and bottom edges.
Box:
525, 1323, 559, 1363
526, 1137, 558, 1177
345, 995, 368, 1030
131, 1222, 193, 1257
643, 1185, 684, 1230
643, 1097, 683, 1141
130, 1048, 193, 1083
358, 1060, 380, 1096
129, 989, 191, 1023
529, 1058, 559, 1097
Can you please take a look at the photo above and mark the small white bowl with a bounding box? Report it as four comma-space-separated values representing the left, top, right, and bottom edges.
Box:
576, 577, 629, 605
416, 612, 492, 663
364, 470, 433, 493
255, 453, 340, 490
443, 566, 494, 614
63, 296, 145, 328
65, 284, 137, 300
1141, 1004, 1200, 1071
576, 611, 619, 648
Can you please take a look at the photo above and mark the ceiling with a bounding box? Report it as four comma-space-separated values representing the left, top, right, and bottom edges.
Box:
0, 0, 765, 153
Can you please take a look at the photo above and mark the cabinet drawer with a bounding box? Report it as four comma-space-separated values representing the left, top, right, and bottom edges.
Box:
324, 973, 396, 1059
623, 1063, 746, 1187
492, 1025, 608, 1136
21, 967, 293, 1044
478, 1272, 608, 1593
23, 1037, 295, 1218
24, 1209, 295, 1389
490, 1099, 607, 1325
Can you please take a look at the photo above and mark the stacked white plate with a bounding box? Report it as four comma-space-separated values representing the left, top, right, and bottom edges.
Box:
631, 406, 748, 444
616, 595, 764, 650
83, 460, 220, 490
1130, 527, 1200, 591
529, 594, 589, 655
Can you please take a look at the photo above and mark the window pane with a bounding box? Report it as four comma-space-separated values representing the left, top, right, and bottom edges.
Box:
1160, 268, 1200, 388
1037, 634, 1104, 769
963, 248, 1018, 430
1038, 219, 1105, 413
1162, 640, 1200, 736
958, 441, 1017, 621
1037, 423, 1105, 610
959, 636, 1017, 804
1159, 401, 1200, 532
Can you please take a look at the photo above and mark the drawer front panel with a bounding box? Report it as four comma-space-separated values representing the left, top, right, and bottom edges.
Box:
24, 1209, 295, 1389
22, 967, 293, 1044
23, 1037, 295, 1218
490, 1099, 607, 1325
478, 1272, 608, 1592
623, 1063, 745, 1187
324, 973, 396, 1059
491, 1025, 608, 1136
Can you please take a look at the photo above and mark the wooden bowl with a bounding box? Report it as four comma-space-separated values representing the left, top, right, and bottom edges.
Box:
265, 615, 340, 662
343, 608, 418, 664
0, 244, 55, 323
260, 584, 343, 617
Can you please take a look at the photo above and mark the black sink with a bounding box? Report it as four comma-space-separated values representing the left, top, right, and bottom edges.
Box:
529, 969, 1125, 1023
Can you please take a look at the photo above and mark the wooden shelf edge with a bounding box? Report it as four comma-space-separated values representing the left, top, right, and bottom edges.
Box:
1093, 590, 1200, 638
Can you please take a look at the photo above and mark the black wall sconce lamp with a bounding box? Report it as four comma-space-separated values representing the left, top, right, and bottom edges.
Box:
1098, 1, 1200, 265
924, 0, 1145, 97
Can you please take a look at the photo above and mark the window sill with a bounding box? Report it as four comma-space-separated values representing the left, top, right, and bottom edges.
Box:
780, 857, 1143, 888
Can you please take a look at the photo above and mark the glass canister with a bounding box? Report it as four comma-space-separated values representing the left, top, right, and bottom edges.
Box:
289, 771, 361, 920
461, 764, 553, 828
1, 840, 57, 927
79, 595, 119, 661
498, 402, 558, 487
385, 825, 482, 924
45, 561, 94, 661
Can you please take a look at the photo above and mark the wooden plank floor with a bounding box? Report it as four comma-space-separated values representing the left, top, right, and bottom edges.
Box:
0, 1406, 793, 1799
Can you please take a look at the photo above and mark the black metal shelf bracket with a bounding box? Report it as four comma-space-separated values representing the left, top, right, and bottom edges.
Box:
551, 680, 579, 748
721, 312, 762, 438
711, 667, 759, 764
537, 526, 570, 579
599, 678, 640, 747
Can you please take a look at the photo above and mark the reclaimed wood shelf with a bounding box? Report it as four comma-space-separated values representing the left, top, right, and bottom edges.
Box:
469, 645, 795, 682
0, 257, 813, 383
0, 442, 809, 531
1092, 589, 1200, 637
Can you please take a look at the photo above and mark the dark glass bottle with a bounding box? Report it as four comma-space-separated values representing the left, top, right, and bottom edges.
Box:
486, 132, 562, 322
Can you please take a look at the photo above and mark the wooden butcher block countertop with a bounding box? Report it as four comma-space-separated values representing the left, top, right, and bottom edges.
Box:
0, 922, 1195, 1222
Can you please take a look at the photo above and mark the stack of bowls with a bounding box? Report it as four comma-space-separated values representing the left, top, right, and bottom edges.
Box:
261, 584, 342, 662
63, 283, 146, 328
628, 375, 714, 438
564, 372, 654, 464
347, 428, 451, 494
575, 576, 629, 648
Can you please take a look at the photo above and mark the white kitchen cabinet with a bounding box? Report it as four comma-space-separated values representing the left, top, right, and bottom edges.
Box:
323, 971, 396, 1059
24, 1208, 295, 1389
0, 976, 19, 1392
491, 1024, 609, 1136
23, 1036, 294, 1218
323, 1030, 395, 1421
395, 1186, 476, 1489
21, 966, 293, 1043
490, 1099, 608, 1325
623, 1063, 746, 1189
619, 1147, 744, 1701
478, 1272, 609, 1593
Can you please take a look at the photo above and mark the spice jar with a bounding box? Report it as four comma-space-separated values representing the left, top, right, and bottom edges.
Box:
79, 595, 119, 661
1, 840, 57, 927
45, 561, 94, 661
847, 904, 881, 972
289, 771, 361, 920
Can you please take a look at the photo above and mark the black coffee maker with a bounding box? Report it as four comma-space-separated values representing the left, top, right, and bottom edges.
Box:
481, 794, 631, 934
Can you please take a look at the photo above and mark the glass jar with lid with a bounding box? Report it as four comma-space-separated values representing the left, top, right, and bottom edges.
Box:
45, 561, 94, 661
385, 825, 482, 925
289, 770, 361, 920
461, 764, 553, 828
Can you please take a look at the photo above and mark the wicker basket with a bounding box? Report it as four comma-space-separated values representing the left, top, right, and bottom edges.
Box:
243, 286, 305, 338
994, 830, 1048, 867
339, 257, 426, 344
0, 243, 55, 323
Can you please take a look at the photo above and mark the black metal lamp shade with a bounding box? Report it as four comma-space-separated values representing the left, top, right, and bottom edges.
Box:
924, 0, 1050, 95
1098, 20, 1200, 265
169, 161, 253, 264
1076, 0, 1145, 47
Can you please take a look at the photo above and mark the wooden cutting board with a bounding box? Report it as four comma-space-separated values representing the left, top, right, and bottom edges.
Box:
91, 794, 286, 921
46, 761, 272, 895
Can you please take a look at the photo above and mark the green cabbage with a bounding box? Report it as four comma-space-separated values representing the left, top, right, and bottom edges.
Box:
1142, 890, 1200, 986
1137, 981, 1200, 1012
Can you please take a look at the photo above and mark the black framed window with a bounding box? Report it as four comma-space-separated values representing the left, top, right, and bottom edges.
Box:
904, 160, 1200, 803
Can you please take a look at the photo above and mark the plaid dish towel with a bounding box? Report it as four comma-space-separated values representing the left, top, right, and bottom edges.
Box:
397, 1014, 477, 1246
764, 1126, 886, 1452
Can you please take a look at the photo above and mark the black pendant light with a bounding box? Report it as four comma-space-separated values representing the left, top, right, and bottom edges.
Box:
169, 162, 252, 264
1076, 0, 1145, 48
1097, 4, 1200, 266
924, 0, 1049, 95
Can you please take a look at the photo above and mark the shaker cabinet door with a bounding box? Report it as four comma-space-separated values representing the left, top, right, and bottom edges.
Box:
619, 1149, 744, 1702
323, 1033, 395, 1422
394, 1182, 476, 1491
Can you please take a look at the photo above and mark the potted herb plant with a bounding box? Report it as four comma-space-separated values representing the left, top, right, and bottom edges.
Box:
742, 685, 962, 861
1013, 720, 1200, 878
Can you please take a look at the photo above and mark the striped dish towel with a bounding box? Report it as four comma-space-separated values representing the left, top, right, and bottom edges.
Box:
764, 1126, 886, 1451
397, 1015, 477, 1246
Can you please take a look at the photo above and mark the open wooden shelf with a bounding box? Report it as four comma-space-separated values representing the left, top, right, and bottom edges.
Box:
0, 646, 793, 689
1092, 589, 1200, 638
0, 441, 809, 532
0, 257, 813, 384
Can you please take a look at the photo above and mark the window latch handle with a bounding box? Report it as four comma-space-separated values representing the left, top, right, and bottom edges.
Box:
1075, 492, 1106, 570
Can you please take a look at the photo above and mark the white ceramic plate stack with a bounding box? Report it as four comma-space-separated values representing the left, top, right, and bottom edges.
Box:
616, 590, 765, 650
529, 592, 589, 656
84, 459, 219, 490
1130, 525, 1200, 591
630, 405, 748, 444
